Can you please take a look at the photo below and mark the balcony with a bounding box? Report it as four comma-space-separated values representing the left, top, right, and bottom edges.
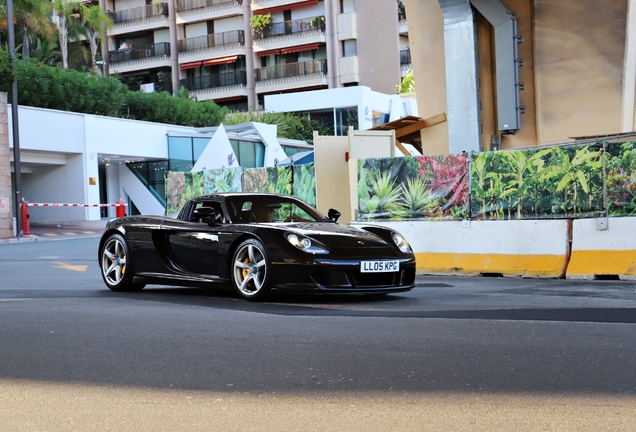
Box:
253, 16, 326, 56
255, 59, 327, 93
400, 49, 411, 66
108, 43, 171, 74
254, 16, 324, 40
181, 71, 248, 101
108, 3, 169, 36
337, 12, 356, 40
177, 0, 243, 24
181, 70, 247, 91
178, 30, 244, 53
339, 55, 358, 84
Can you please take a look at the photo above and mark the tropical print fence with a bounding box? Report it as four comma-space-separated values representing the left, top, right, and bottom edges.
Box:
164, 164, 315, 215
470, 144, 604, 219
292, 163, 317, 207
359, 141, 636, 221
243, 167, 292, 195
606, 141, 636, 217
165, 171, 205, 216
357, 154, 469, 221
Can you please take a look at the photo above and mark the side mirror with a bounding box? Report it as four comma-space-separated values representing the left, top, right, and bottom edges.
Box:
328, 208, 341, 223
193, 207, 217, 225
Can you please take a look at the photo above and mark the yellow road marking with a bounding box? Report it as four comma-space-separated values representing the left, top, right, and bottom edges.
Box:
52, 261, 88, 272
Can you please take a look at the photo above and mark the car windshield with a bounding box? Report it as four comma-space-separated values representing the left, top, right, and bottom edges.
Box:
225, 196, 325, 224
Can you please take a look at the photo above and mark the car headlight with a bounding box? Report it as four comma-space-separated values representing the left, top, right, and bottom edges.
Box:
391, 232, 412, 254
285, 233, 329, 254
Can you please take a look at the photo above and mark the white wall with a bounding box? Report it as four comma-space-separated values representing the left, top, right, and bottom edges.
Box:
83, 115, 172, 160
24, 155, 89, 223
9, 106, 85, 153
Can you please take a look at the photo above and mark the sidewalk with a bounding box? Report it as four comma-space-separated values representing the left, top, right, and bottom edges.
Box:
0, 222, 106, 244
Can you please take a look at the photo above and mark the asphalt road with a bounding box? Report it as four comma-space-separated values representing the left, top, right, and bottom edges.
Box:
0, 237, 635, 431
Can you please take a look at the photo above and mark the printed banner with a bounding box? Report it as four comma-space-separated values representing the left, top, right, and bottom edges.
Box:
357, 154, 469, 221
292, 163, 316, 207
165, 171, 204, 216
243, 166, 292, 195
605, 141, 636, 217
470, 144, 604, 220
203, 167, 242, 194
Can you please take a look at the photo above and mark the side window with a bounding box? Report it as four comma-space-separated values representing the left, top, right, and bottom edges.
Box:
192, 202, 224, 223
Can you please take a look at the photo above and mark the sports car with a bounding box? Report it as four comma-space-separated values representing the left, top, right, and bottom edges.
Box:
98, 193, 416, 301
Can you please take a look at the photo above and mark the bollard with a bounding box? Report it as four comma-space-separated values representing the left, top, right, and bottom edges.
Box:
21, 201, 30, 235
116, 200, 126, 218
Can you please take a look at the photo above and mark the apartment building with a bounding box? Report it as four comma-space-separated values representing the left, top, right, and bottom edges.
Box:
99, 0, 407, 111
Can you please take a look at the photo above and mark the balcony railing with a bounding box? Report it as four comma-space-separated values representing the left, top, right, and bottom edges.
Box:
108, 3, 168, 24
398, 3, 406, 21
253, 16, 325, 40
254, 59, 327, 82
177, 30, 245, 52
109, 42, 170, 63
178, 0, 240, 12
180, 71, 247, 91
400, 49, 411, 65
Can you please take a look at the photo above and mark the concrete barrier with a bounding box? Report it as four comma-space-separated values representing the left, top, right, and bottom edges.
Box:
567, 217, 636, 280
355, 219, 571, 278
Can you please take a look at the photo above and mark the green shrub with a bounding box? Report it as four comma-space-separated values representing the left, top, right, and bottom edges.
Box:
0, 51, 228, 127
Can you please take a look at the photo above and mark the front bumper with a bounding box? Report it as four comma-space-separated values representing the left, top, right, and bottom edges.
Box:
270, 257, 416, 294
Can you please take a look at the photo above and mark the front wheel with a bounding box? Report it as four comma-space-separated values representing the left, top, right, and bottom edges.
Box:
100, 233, 145, 292
231, 239, 271, 301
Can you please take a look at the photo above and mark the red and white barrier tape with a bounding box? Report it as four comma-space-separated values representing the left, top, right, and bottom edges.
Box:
25, 203, 127, 207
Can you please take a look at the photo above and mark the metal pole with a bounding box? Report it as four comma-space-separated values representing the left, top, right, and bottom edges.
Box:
7, 0, 22, 236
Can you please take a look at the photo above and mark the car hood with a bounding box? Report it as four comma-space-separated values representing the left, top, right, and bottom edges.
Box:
279, 222, 391, 248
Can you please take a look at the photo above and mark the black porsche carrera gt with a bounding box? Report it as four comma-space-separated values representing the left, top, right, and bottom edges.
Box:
98, 193, 416, 301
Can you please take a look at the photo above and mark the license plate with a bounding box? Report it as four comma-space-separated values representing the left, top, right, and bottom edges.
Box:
360, 260, 400, 273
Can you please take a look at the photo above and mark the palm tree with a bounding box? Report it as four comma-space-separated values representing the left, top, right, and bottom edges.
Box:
29, 36, 61, 65
83, 5, 112, 72
51, 0, 86, 68
15, 0, 55, 58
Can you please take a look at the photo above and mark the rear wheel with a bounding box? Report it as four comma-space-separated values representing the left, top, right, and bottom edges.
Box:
231, 239, 271, 301
100, 233, 145, 292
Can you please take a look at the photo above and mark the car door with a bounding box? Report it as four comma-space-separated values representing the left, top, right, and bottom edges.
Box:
161, 210, 221, 276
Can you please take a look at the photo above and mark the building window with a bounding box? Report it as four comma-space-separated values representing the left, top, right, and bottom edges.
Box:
230, 140, 265, 168
168, 137, 194, 172
341, 0, 355, 13
343, 40, 357, 57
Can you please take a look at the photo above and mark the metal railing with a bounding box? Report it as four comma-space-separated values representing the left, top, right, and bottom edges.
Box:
109, 42, 170, 63
108, 3, 168, 24
180, 71, 247, 91
253, 16, 325, 40
177, 30, 245, 52
400, 49, 411, 65
254, 59, 327, 82
178, 0, 240, 12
